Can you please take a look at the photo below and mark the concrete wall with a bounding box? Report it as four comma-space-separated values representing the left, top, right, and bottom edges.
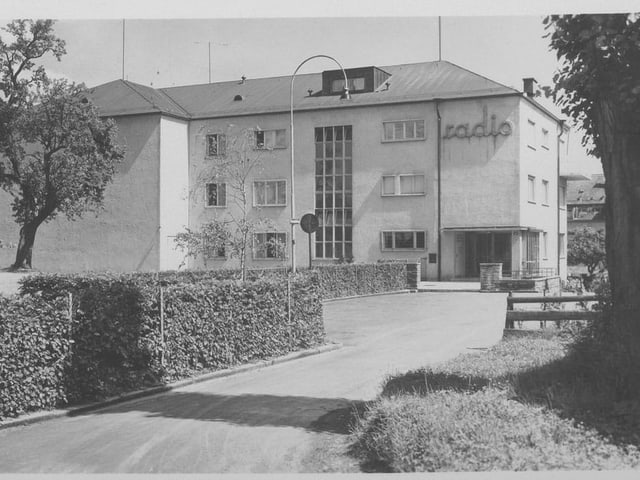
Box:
159, 116, 189, 270
0, 114, 162, 272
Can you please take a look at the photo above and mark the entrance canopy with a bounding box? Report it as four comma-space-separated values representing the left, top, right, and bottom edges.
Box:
442, 226, 543, 233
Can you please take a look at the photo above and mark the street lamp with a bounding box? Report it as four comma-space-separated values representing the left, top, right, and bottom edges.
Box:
290, 55, 351, 273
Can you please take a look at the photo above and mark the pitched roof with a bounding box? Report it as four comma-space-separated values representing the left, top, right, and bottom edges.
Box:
88, 79, 190, 118
90, 61, 521, 119
567, 174, 606, 205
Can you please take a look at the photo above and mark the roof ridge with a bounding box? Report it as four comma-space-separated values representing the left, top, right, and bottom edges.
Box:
121, 80, 161, 111
155, 88, 191, 117
437, 60, 519, 94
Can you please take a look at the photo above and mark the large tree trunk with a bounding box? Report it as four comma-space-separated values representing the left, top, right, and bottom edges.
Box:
11, 222, 38, 270
598, 104, 640, 327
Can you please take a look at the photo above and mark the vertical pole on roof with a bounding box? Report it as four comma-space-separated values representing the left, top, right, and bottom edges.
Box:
438, 17, 442, 61
122, 19, 125, 80
208, 42, 212, 83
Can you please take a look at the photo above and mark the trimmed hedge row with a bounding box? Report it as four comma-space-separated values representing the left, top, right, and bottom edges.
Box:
312, 263, 408, 299
0, 295, 72, 418
1, 272, 322, 419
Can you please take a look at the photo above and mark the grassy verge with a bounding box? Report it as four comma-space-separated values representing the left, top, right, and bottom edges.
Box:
351, 334, 640, 471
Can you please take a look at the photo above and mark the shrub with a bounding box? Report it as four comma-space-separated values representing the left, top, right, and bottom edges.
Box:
312, 263, 407, 300
0, 295, 71, 418
6, 271, 323, 416
354, 389, 640, 471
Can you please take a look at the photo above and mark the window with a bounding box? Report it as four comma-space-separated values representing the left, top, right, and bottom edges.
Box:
381, 231, 426, 250
331, 77, 365, 93
254, 232, 286, 259
254, 129, 286, 149
204, 241, 226, 260
381, 174, 425, 196
559, 233, 566, 257
542, 232, 548, 259
315, 125, 353, 259
528, 175, 536, 203
527, 120, 536, 149
205, 183, 226, 207
254, 180, 287, 206
542, 179, 549, 205
541, 128, 550, 149
383, 120, 426, 142
206, 134, 226, 156
559, 185, 567, 209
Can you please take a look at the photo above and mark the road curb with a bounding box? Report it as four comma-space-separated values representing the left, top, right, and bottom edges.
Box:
322, 289, 412, 303
0, 342, 343, 431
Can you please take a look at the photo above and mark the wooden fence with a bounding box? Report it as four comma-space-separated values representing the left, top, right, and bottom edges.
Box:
505, 293, 601, 329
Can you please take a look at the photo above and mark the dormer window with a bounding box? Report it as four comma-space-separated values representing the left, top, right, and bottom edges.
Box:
322, 66, 390, 96
331, 77, 365, 94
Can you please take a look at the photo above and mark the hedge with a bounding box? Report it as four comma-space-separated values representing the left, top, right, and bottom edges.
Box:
3, 263, 407, 419
1, 272, 322, 419
311, 263, 408, 299
0, 295, 72, 418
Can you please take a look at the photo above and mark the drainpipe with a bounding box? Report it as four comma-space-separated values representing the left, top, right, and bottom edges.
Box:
556, 120, 564, 278
436, 99, 442, 281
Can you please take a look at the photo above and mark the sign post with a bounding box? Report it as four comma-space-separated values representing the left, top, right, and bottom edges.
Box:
300, 213, 320, 269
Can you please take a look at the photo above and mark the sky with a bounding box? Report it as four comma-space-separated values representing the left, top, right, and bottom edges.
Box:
4, 0, 637, 174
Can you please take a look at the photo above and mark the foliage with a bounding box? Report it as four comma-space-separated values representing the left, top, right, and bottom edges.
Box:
352, 335, 640, 472
0, 19, 125, 269
353, 389, 640, 472
0, 294, 71, 418
312, 263, 408, 300
3, 270, 323, 418
544, 14, 640, 321
568, 227, 606, 274
175, 126, 283, 280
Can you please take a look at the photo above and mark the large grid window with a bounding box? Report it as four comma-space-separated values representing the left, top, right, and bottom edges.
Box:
383, 120, 425, 142
255, 129, 286, 149
382, 174, 425, 196
205, 183, 226, 207
254, 180, 286, 206
206, 134, 226, 156
254, 232, 287, 259
382, 231, 426, 250
315, 125, 353, 259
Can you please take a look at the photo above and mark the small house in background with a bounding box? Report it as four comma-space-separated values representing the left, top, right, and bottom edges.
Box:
567, 174, 606, 234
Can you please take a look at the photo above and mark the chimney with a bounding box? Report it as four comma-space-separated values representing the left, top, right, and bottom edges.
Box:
523, 77, 538, 97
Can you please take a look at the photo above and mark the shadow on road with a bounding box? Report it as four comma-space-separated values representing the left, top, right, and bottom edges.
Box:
78, 390, 365, 435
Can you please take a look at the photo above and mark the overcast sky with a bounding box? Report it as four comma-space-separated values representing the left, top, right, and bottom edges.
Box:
4, 0, 635, 174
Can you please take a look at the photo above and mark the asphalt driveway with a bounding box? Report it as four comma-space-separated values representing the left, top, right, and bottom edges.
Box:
0, 291, 506, 473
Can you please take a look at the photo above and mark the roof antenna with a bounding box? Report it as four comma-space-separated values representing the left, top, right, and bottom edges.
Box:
438, 17, 442, 61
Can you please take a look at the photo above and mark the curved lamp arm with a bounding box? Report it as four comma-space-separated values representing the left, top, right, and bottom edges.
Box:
289, 55, 350, 273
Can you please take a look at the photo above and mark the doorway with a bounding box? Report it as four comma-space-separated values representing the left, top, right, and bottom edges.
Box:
464, 232, 512, 277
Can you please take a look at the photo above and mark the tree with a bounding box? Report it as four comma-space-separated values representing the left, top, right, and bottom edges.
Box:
174, 126, 286, 281
0, 20, 125, 270
568, 227, 606, 289
545, 14, 640, 322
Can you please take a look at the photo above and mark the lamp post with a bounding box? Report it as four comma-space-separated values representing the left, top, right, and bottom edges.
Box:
289, 55, 351, 273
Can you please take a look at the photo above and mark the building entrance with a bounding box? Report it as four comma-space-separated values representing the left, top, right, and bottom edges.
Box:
464, 232, 512, 277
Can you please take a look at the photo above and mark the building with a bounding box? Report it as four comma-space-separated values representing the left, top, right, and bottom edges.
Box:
0, 60, 571, 280
567, 174, 606, 234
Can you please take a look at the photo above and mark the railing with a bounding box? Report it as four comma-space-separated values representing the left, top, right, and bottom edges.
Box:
507, 267, 558, 279
505, 293, 601, 329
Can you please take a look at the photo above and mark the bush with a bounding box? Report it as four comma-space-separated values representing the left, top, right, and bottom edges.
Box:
354, 389, 640, 471
0, 295, 71, 418
2, 271, 323, 418
312, 263, 407, 300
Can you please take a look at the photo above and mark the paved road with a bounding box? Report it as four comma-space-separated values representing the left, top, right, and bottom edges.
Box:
0, 292, 506, 473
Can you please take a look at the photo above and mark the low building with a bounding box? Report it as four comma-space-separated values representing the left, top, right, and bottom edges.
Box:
567, 174, 606, 234
0, 60, 571, 280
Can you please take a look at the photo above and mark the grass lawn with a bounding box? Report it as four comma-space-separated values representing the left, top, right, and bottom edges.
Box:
351, 333, 640, 472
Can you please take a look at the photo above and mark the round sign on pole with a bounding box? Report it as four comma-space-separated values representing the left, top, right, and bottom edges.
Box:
300, 213, 320, 233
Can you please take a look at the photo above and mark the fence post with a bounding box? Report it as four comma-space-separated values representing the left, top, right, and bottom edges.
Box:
506, 291, 514, 329
287, 277, 292, 325
67, 292, 74, 359
159, 286, 165, 366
